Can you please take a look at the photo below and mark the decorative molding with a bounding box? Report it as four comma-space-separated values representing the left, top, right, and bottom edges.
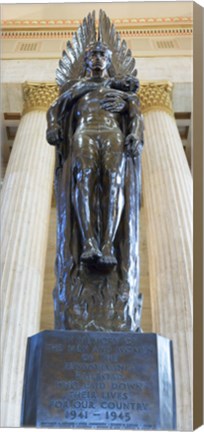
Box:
1, 16, 192, 40
2, 16, 193, 26
22, 81, 173, 117
139, 81, 173, 116
1, 28, 192, 40
22, 82, 59, 115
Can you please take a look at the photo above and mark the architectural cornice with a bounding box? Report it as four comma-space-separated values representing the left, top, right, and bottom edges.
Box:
1, 16, 192, 39
22, 81, 173, 117
2, 16, 192, 26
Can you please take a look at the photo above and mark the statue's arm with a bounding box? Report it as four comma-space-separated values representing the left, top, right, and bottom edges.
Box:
46, 80, 99, 146
100, 76, 139, 113
46, 99, 63, 146
124, 97, 144, 157
46, 82, 78, 146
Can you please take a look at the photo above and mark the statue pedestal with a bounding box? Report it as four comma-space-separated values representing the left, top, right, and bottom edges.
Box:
21, 331, 176, 429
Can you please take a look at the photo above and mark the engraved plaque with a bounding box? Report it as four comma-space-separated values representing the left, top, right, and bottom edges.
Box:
21, 331, 176, 429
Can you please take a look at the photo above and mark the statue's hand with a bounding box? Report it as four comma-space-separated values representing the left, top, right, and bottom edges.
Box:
100, 93, 127, 113
46, 126, 63, 145
114, 76, 139, 93
125, 134, 143, 157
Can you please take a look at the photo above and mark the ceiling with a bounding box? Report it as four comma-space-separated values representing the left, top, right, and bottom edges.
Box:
1, 1, 193, 21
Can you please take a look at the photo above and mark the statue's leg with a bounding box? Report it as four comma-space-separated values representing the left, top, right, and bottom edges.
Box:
72, 132, 102, 263
100, 130, 126, 265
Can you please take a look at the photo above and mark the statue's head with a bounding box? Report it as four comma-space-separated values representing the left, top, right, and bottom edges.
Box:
84, 41, 112, 73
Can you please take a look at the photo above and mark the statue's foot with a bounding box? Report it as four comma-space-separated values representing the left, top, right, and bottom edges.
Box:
81, 239, 102, 264
81, 248, 102, 263
99, 255, 118, 266
98, 243, 118, 266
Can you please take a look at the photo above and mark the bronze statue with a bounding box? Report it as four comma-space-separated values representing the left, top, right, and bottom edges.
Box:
46, 10, 144, 331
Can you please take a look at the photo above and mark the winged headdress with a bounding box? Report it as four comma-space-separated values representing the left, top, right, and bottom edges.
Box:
56, 9, 137, 87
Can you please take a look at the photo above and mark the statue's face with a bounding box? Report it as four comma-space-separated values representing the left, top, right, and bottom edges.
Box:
85, 47, 112, 72
88, 50, 109, 71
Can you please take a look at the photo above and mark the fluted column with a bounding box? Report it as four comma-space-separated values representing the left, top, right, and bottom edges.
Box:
1, 83, 58, 426
139, 82, 192, 430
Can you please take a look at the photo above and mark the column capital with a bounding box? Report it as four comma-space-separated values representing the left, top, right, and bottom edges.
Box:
139, 81, 173, 116
22, 82, 59, 115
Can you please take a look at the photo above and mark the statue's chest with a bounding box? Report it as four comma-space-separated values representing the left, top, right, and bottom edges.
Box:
75, 89, 112, 116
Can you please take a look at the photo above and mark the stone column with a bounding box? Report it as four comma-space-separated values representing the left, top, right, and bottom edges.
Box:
139, 82, 193, 430
1, 83, 58, 426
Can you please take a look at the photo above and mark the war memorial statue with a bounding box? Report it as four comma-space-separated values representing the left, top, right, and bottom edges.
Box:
21, 11, 176, 429
46, 10, 144, 331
